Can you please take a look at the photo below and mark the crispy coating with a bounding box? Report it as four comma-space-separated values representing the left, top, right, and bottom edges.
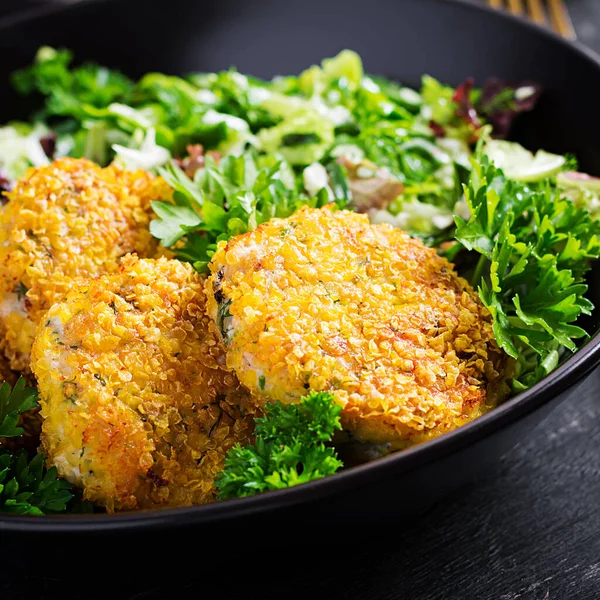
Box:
30, 256, 255, 512
0, 158, 171, 372
206, 206, 508, 449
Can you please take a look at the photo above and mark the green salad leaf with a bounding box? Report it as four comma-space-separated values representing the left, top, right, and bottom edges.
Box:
9, 47, 484, 241
258, 109, 334, 165
150, 150, 335, 270
216, 391, 343, 499
557, 170, 600, 220
484, 139, 566, 182
0, 123, 51, 184
299, 49, 364, 95
420, 75, 456, 125
12, 46, 134, 117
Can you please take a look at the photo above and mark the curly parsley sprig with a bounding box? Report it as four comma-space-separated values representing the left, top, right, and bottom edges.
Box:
216, 391, 343, 499
0, 451, 73, 515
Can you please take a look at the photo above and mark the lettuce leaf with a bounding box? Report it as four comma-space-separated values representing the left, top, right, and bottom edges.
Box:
0, 123, 50, 187
258, 109, 334, 165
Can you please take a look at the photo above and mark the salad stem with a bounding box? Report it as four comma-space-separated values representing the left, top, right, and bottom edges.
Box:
470, 254, 489, 288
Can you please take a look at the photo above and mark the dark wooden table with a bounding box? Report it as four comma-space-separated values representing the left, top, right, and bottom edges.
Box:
0, 2, 599, 599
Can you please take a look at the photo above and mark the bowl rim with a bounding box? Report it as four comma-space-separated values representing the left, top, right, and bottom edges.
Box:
1, 0, 600, 534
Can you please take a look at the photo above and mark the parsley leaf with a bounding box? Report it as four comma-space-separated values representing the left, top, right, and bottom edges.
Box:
0, 377, 39, 437
0, 379, 74, 515
455, 153, 600, 390
216, 391, 343, 499
0, 451, 73, 515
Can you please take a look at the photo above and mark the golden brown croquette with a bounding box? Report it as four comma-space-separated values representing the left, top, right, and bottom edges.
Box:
206, 206, 508, 450
0, 158, 171, 372
31, 256, 256, 512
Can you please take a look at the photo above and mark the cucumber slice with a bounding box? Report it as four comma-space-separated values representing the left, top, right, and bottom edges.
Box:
485, 140, 566, 182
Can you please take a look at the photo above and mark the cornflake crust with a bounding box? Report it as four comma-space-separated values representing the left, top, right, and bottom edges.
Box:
206, 205, 508, 449
0, 157, 171, 372
31, 256, 256, 512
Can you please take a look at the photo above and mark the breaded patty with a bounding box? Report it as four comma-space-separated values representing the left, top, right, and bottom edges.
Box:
30, 256, 255, 512
0, 158, 171, 372
206, 206, 507, 449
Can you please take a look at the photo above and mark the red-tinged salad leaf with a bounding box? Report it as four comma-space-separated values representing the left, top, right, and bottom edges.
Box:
478, 79, 542, 139
428, 120, 446, 138
427, 78, 542, 142
452, 78, 481, 130
39, 133, 57, 159
558, 170, 600, 191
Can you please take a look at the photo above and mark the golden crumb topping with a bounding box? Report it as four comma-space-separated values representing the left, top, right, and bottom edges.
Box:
0, 157, 171, 371
31, 256, 255, 512
206, 205, 507, 449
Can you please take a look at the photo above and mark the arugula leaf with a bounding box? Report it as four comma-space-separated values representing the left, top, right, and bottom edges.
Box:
0, 377, 39, 438
150, 151, 333, 270
216, 391, 343, 499
455, 153, 600, 389
0, 451, 73, 515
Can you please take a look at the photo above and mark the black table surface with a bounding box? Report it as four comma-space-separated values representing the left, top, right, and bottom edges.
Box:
1, 1, 599, 599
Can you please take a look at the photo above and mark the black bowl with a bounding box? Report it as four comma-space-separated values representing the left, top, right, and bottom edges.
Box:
1, 0, 599, 540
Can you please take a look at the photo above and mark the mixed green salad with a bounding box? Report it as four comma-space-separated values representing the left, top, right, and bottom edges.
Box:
2, 48, 600, 514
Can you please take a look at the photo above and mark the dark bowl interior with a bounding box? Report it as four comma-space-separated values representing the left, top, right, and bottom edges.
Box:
1, 0, 600, 538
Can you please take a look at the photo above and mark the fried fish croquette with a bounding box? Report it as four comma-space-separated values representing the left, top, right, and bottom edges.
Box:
30, 256, 255, 512
0, 157, 171, 372
206, 206, 508, 449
